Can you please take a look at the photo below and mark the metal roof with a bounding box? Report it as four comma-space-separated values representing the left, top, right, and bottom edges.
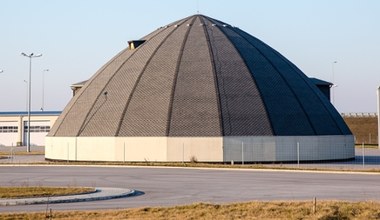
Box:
49, 14, 351, 137
70, 80, 88, 88
309, 78, 333, 86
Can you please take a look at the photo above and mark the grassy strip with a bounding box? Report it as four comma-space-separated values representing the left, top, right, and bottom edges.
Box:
355, 144, 379, 149
0, 187, 95, 199
2, 201, 380, 219
39, 160, 380, 173
3, 155, 380, 173
3, 157, 380, 173
0, 151, 44, 156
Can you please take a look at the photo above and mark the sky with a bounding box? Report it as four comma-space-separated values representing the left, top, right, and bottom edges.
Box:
1, 0, 379, 113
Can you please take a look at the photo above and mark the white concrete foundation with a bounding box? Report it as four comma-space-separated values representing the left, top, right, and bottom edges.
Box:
45, 135, 354, 162
224, 135, 354, 162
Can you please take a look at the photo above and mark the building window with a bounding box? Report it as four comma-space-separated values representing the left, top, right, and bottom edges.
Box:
0, 126, 18, 133
24, 126, 51, 133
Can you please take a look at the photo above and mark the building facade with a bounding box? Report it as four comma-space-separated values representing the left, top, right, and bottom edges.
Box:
0, 111, 60, 146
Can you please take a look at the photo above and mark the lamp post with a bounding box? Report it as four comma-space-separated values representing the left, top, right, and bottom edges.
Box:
377, 86, 380, 149
23, 80, 28, 111
21, 52, 42, 152
331, 61, 338, 105
41, 69, 49, 111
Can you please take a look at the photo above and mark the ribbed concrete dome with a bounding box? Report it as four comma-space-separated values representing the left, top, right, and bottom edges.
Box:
49, 14, 350, 138
46, 15, 354, 163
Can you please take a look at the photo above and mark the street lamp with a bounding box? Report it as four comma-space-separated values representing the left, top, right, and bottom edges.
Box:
21, 52, 42, 152
331, 61, 338, 105
23, 80, 28, 112
377, 86, 380, 149
0, 70, 3, 73
41, 69, 49, 111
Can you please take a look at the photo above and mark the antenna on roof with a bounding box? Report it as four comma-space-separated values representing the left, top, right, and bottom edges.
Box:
196, 0, 200, 14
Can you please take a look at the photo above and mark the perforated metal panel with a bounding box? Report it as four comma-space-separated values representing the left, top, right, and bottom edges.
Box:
169, 17, 221, 136
208, 17, 315, 136
118, 17, 194, 136
202, 18, 274, 136
51, 47, 135, 136
235, 29, 345, 135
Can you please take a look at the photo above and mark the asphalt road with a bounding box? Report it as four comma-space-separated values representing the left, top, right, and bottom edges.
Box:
3, 147, 380, 170
1, 166, 380, 213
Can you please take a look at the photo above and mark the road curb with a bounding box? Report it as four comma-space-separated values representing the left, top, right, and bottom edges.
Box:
0, 163, 379, 175
0, 187, 135, 206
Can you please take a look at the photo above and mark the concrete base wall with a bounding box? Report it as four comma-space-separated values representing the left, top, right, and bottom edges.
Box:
224, 135, 355, 162
45, 135, 354, 162
46, 137, 168, 162
167, 137, 223, 162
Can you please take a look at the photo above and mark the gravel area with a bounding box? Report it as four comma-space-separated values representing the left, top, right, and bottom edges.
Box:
0, 146, 45, 164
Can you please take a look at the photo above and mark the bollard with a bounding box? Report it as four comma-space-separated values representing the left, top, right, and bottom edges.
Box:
297, 142, 300, 168
241, 142, 244, 165
123, 142, 126, 162
182, 143, 185, 164
362, 142, 365, 168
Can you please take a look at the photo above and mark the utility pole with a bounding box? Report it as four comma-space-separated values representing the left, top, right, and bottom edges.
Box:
21, 52, 42, 152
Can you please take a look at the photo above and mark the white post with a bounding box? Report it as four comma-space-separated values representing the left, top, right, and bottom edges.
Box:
377, 86, 380, 149
67, 143, 69, 162
241, 142, 244, 165
297, 142, 300, 168
252, 143, 255, 162
123, 142, 126, 162
182, 143, 185, 164
11, 143, 14, 163
75, 137, 77, 161
362, 142, 365, 168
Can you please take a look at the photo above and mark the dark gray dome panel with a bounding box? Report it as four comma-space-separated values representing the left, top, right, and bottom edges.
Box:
201, 17, 273, 136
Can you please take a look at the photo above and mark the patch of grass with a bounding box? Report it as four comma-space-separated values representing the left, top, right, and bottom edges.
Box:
0, 187, 95, 199
2, 201, 380, 219
39, 160, 380, 173
355, 144, 379, 149
0, 151, 44, 156
344, 116, 378, 145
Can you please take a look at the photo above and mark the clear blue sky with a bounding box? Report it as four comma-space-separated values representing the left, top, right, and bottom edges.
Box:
1, 0, 379, 113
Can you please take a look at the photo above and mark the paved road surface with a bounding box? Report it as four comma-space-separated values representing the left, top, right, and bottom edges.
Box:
2, 148, 380, 171
1, 166, 380, 213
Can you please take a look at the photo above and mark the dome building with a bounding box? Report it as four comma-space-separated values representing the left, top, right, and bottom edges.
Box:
46, 15, 354, 162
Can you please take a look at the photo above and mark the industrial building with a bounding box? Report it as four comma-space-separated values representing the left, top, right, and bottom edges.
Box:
0, 111, 60, 146
45, 14, 354, 162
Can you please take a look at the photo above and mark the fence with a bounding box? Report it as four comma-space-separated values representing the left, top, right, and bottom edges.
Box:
222, 139, 380, 170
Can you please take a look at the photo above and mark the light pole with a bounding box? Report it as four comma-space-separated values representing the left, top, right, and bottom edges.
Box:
377, 86, 380, 149
41, 69, 49, 111
23, 80, 28, 111
331, 61, 338, 105
21, 52, 42, 152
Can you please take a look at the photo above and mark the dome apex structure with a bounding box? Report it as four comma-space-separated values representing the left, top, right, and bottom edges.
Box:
46, 14, 354, 162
